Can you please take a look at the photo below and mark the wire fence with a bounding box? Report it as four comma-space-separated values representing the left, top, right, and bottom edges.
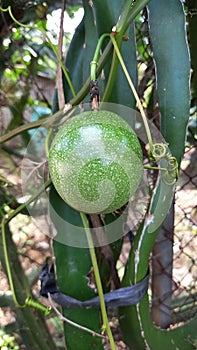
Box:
149, 144, 197, 327
135, 10, 197, 328
172, 144, 197, 323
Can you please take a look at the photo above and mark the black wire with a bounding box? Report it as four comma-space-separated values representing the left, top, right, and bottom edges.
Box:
39, 262, 149, 308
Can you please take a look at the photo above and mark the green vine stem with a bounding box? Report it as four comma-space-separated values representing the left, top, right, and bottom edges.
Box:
116, 0, 151, 35
115, 0, 133, 34
1, 179, 51, 310
88, 26, 154, 151
1, 216, 51, 315
80, 213, 116, 350
4, 179, 51, 225
0, 103, 74, 144
109, 34, 178, 184
90, 33, 110, 81
100, 39, 122, 103
0, 5, 76, 98
101, 0, 151, 103
0, 42, 114, 144
0, 118, 51, 144
2, 217, 25, 308
110, 34, 153, 151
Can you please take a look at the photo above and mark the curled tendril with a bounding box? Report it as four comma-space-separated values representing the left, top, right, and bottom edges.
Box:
150, 143, 168, 161
161, 171, 177, 185
149, 143, 178, 185
25, 297, 51, 316
165, 154, 178, 184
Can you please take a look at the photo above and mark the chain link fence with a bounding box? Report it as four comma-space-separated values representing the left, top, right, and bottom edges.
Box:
172, 144, 197, 323
119, 144, 197, 329
135, 11, 197, 328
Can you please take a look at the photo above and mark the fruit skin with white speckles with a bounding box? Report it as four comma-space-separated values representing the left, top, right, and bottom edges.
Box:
49, 110, 143, 214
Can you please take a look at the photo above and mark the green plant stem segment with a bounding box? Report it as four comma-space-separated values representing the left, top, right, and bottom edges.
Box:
3, 179, 51, 224
90, 34, 110, 81
101, 0, 151, 104
89, 29, 153, 150
0, 5, 75, 98
2, 219, 51, 314
0, 225, 56, 349
1, 217, 24, 308
0, 44, 113, 145
116, 0, 151, 35
115, 0, 134, 34
80, 213, 116, 350
110, 35, 153, 151
1, 179, 52, 313
148, 0, 190, 166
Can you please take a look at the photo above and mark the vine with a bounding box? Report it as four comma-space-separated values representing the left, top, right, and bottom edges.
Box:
80, 213, 116, 350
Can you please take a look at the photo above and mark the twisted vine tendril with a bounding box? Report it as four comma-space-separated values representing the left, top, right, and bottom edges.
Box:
150, 143, 168, 161
150, 143, 178, 185
25, 297, 51, 316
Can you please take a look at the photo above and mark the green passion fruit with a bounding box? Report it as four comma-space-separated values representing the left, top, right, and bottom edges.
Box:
49, 110, 143, 214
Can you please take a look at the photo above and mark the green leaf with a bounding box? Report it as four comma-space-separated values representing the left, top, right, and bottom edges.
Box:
188, 0, 197, 106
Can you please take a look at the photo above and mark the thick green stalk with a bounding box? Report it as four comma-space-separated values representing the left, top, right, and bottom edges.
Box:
115, 0, 135, 33
148, 0, 190, 166
117, 0, 151, 35
188, 0, 197, 105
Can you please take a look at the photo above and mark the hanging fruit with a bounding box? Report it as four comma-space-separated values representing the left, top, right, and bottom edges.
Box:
49, 110, 143, 214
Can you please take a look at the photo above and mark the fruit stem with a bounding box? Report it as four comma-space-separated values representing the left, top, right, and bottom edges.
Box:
80, 212, 116, 350
90, 33, 110, 81
110, 34, 154, 151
